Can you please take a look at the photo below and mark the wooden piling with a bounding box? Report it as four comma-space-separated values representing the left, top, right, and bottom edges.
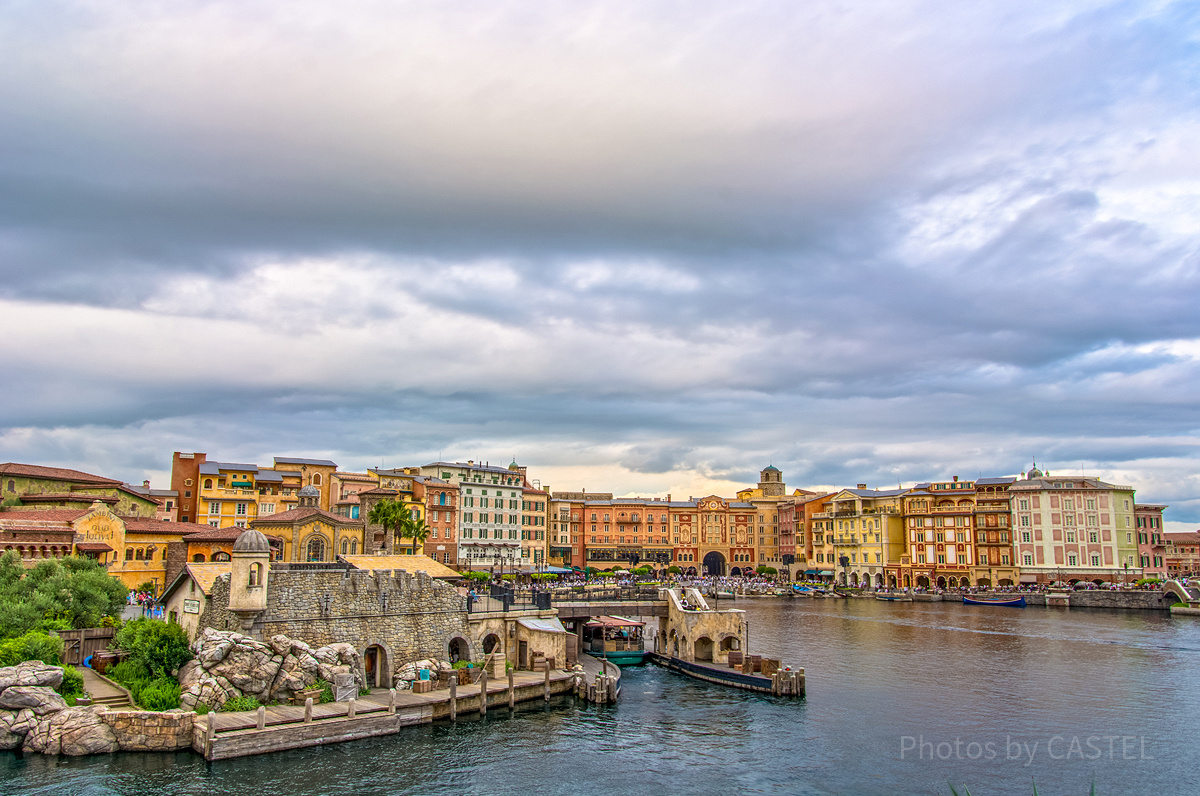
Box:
479, 669, 487, 715
449, 678, 457, 721
544, 661, 551, 701
388, 688, 396, 714
508, 669, 515, 709
347, 698, 356, 719
256, 705, 265, 730
304, 697, 313, 723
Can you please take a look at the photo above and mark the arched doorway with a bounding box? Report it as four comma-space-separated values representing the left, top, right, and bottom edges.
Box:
902, 574, 910, 588
448, 637, 470, 663
936, 576, 947, 589
916, 576, 929, 588
977, 578, 991, 588
729, 566, 741, 577
875, 573, 884, 588
363, 644, 389, 688
482, 634, 502, 655
685, 567, 697, 576
306, 537, 326, 562
702, 551, 726, 577
719, 636, 740, 653
694, 636, 714, 662
889, 574, 897, 588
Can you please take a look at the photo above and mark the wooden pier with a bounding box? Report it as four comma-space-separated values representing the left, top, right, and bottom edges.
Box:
194, 667, 580, 761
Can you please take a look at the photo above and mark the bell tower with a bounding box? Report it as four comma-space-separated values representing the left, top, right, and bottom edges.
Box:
758, 465, 785, 497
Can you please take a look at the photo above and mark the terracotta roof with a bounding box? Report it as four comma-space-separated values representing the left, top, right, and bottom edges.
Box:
181, 526, 285, 544
0, 463, 120, 485
0, 508, 91, 522
15, 493, 119, 504
357, 487, 399, 496
75, 543, 114, 552
250, 506, 361, 526
122, 519, 214, 535
160, 562, 232, 603
342, 554, 460, 579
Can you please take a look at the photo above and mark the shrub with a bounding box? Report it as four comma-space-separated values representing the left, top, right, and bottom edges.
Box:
139, 677, 181, 711
500, 573, 516, 581
0, 630, 64, 667
219, 695, 262, 713
463, 571, 489, 582
56, 666, 85, 700
451, 660, 473, 670
194, 702, 210, 716
312, 678, 334, 703
667, 566, 682, 575
114, 618, 192, 677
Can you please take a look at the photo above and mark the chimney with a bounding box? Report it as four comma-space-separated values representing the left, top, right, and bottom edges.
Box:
953, 475, 959, 482
143, 480, 150, 488
857, 483, 867, 490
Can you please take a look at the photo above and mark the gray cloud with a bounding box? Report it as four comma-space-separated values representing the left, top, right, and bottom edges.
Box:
3, 0, 1200, 524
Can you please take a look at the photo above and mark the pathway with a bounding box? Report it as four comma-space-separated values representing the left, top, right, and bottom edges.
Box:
78, 666, 132, 708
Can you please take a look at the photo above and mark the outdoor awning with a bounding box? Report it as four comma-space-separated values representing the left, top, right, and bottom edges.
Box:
804, 569, 819, 574
74, 543, 113, 552
516, 617, 568, 634
584, 615, 645, 629
819, 570, 834, 576
1019, 574, 1039, 583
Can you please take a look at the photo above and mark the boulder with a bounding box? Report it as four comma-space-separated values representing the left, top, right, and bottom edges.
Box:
24, 707, 119, 756
0, 708, 35, 750
0, 686, 67, 715
0, 662, 64, 693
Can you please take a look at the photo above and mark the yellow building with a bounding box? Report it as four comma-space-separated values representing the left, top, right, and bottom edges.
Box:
735, 466, 813, 570
249, 486, 366, 562
812, 486, 908, 588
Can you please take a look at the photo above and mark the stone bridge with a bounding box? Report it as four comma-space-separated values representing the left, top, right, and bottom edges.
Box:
553, 599, 668, 620
1164, 580, 1200, 607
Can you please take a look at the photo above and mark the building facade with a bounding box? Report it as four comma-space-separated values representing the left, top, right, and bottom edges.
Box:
1134, 504, 1167, 578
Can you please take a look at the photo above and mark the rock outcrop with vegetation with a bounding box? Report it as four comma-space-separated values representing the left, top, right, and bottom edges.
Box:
179, 628, 365, 710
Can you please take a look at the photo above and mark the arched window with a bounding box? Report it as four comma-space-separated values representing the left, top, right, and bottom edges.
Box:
125, 548, 134, 561
212, 551, 231, 562
192, 553, 206, 562
341, 539, 348, 555
350, 539, 357, 554
248, 562, 262, 587
306, 537, 326, 562
135, 548, 144, 560
312, 474, 322, 487
203, 479, 212, 489
439, 492, 446, 506
5, 479, 13, 492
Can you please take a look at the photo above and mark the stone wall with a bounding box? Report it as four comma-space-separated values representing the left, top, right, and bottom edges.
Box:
100, 708, 194, 751
1023, 590, 1174, 610
657, 588, 746, 664
200, 566, 470, 686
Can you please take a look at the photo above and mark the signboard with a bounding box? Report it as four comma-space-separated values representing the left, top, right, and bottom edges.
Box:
183, 599, 200, 614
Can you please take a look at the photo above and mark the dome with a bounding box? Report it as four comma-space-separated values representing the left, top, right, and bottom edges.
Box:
762, 465, 780, 472
508, 461, 521, 471
1027, 460, 1043, 479
298, 485, 320, 497
232, 528, 272, 554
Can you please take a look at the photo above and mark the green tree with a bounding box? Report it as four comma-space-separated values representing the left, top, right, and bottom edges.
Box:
400, 514, 429, 555
367, 499, 406, 554
0, 551, 128, 638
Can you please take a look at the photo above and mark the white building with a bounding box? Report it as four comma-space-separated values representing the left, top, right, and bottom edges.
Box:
418, 461, 524, 571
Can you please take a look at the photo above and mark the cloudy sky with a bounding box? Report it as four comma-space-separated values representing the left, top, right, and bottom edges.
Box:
2, 0, 1199, 527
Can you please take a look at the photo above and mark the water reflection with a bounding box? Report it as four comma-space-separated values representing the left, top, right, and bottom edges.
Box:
2, 600, 1197, 795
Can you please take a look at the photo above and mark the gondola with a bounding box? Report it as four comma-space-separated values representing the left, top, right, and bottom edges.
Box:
962, 595, 1026, 607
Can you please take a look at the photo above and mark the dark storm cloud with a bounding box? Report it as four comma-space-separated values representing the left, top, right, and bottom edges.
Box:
3, 0, 1200, 523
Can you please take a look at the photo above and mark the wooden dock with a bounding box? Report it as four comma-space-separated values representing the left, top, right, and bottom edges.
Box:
195, 667, 580, 761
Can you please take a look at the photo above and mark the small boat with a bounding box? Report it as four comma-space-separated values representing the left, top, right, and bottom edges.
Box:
875, 593, 913, 602
583, 616, 648, 665
793, 585, 826, 595
962, 595, 1026, 607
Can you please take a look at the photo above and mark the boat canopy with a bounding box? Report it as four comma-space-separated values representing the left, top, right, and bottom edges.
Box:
584, 615, 645, 629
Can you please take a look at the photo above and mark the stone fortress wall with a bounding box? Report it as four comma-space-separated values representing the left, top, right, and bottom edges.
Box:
201, 565, 470, 685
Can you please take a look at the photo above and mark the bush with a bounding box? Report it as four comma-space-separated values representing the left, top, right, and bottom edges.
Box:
219, 695, 262, 713
114, 618, 192, 677
138, 677, 181, 711
56, 666, 85, 700
500, 573, 516, 581
451, 660, 473, 670
0, 552, 128, 638
0, 630, 64, 667
312, 678, 335, 703
463, 571, 489, 582
667, 566, 682, 575
194, 702, 211, 716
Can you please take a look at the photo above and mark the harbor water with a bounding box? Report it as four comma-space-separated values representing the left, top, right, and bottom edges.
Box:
4, 598, 1198, 795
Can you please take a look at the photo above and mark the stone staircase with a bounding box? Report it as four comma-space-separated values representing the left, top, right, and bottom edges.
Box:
79, 666, 132, 708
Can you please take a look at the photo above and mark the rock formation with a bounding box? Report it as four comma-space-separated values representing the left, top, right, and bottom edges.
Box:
178, 628, 366, 710
0, 661, 119, 755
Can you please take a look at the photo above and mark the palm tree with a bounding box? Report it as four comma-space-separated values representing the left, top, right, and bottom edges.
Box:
368, 499, 405, 555
402, 515, 430, 556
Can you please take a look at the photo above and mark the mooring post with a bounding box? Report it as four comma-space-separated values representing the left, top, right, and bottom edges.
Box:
480, 668, 488, 715
449, 678, 457, 721
348, 698, 356, 719
544, 661, 551, 701
388, 688, 396, 714
508, 669, 515, 709
304, 697, 313, 723
204, 713, 215, 755
256, 705, 265, 731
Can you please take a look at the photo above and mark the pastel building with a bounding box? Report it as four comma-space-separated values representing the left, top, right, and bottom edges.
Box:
1008, 466, 1138, 585
418, 461, 524, 570
1134, 504, 1167, 578
816, 486, 907, 588
899, 478, 977, 590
